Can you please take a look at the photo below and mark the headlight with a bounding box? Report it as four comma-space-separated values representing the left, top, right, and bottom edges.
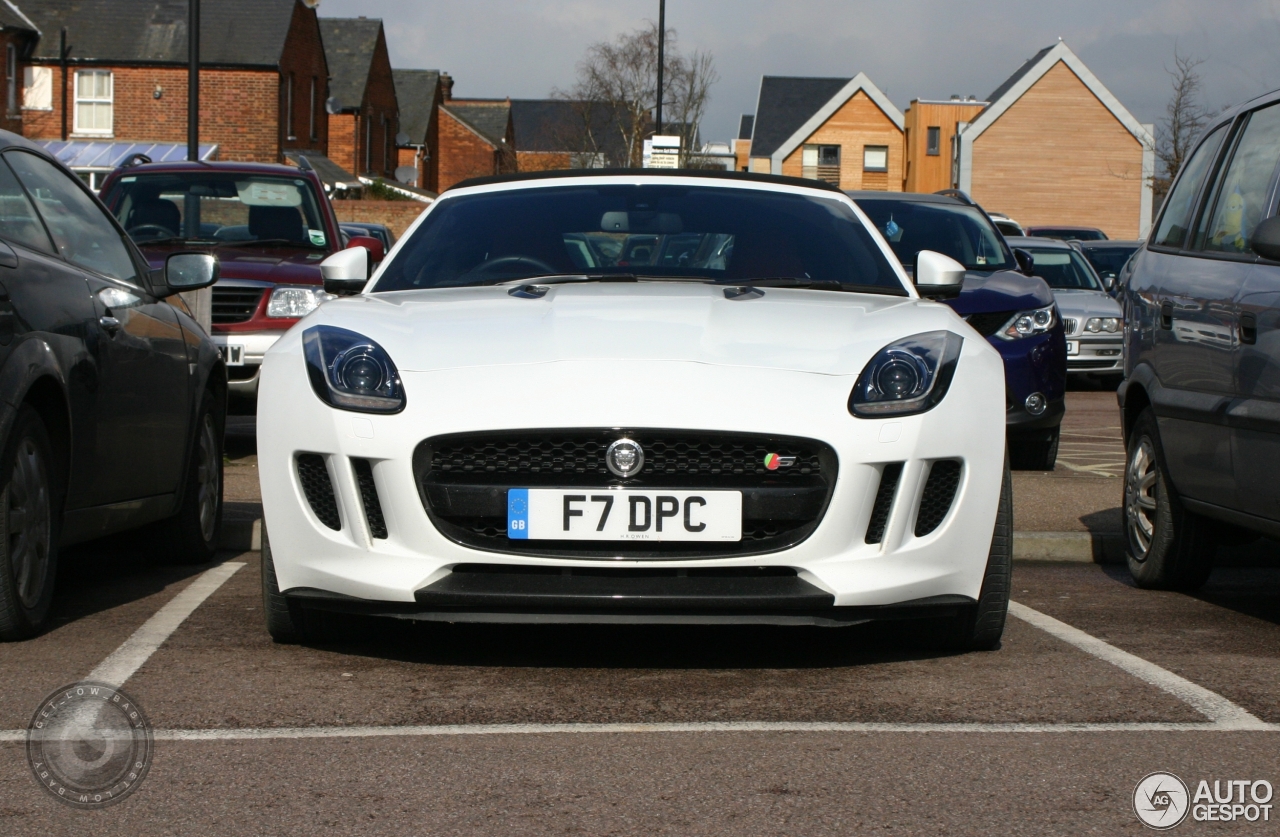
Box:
997, 304, 1056, 340
850, 330, 964, 417
267, 285, 332, 318
1084, 317, 1121, 333
303, 326, 405, 413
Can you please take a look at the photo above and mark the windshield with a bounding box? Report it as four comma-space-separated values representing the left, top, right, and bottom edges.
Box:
1028, 227, 1107, 241
1023, 248, 1103, 291
855, 199, 1012, 272
1082, 246, 1137, 278
373, 184, 905, 294
103, 172, 329, 249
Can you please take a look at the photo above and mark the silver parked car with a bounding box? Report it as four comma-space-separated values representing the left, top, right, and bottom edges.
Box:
1006, 236, 1123, 379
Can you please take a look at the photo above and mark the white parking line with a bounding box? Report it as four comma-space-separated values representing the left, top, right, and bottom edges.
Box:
86, 561, 246, 687
1008, 601, 1268, 729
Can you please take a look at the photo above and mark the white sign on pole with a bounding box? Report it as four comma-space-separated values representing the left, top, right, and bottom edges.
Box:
643, 135, 681, 169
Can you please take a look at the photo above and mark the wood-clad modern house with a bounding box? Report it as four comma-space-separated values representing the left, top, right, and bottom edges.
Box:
732, 114, 753, 172
902, 97, 986, 194
747, 73, 904, 191
954, 41, 1155, 238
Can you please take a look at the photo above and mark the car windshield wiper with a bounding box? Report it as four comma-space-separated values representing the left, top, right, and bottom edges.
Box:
720, 277, 907, 296
494, 273, 640, 285
217, 238, 320, 249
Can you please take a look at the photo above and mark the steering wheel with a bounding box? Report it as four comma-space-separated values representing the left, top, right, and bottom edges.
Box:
472, 254, 558, 275
128, 224, 177, 241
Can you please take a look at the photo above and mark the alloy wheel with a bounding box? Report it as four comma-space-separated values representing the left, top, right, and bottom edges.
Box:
1125, 436, 1158, 561
196, 413, 220, 544
8, 436, 52, 609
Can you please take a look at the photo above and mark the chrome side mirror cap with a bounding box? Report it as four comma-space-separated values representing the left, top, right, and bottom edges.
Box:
914, 250, 966, 300
321, 247, 368, 295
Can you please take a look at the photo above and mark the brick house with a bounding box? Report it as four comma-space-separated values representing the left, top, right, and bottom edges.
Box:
320, 16, 398, 180
0, 5, 37, 139
747, 73, 905, 191
393, 68, 440, 191
510, 99, 620, 172
954, 41, 1155, 237
437, 90, 514, 192
16, 0, 328, 184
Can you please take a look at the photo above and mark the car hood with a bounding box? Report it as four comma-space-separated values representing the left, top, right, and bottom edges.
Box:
944, 269, 1055, 316
138, 243, 328, 285
300, 283, 965, 376
1051, 288, 1122, 319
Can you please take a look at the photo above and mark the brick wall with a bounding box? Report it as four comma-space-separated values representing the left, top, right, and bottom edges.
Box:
330, 27, 398, 178
516, 150, 572, 172
329, 112, 357, 173
333, 198, 427, 239
279, 0, 328, 156
436, 106, 517, 191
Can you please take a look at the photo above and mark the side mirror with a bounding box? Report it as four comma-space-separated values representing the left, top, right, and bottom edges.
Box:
914, 250, 966, 300
1103, 274, 1118, 294
320, 246, 369, 295
1013, 248, 1035, 276
1251, 215, 1280, 261
347, 235, 385, 264
165, 252, 218, 293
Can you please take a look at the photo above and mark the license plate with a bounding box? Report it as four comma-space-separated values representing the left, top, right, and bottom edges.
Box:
507, 488, 742, 542
1066, 340, 1079, 356
218, 344, 245, 366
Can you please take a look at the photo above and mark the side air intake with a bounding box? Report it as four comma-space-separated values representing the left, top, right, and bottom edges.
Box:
296, 453, 341, 530
352, 458, 388, 539
865, 462, 904, 544
915, 460, 962, 537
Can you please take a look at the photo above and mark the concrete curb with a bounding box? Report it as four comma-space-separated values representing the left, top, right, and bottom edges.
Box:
218, 519, 1125, 564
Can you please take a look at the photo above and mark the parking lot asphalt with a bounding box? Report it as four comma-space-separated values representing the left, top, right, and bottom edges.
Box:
4, 392, 1278, 835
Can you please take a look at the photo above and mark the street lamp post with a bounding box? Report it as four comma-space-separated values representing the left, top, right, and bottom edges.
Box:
655, 0, 664, 135
188, 0, 199, 162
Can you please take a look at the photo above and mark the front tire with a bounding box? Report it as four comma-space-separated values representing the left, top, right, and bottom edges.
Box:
261, 524, 304, 644
1124, 408, 1214, 590
0, 407, 59, 640
160, 394, 224, 565
1009, 427, 1059, 471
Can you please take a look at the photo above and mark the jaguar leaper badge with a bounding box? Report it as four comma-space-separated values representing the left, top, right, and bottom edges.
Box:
606, 439, 644, 477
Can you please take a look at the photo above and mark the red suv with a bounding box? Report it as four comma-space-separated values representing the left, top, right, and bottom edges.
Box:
99, 158, 382, 405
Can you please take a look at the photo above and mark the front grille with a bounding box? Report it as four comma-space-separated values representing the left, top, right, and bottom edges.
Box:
1069, 359, 1122, 369
965, 311, 1017, 337
296, 453, 340, 530
352, 458, 387, 539
1062, 318, 1078, 334
915, 460, 962, 537
865, 462, 903, 544
212, 287, 265, 324
415, 430, 837, 559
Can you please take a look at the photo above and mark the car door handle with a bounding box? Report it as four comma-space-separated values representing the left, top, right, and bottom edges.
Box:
1160, 301, 1173, 330
1240, 312, 1257, 345
99, 315, 121, 335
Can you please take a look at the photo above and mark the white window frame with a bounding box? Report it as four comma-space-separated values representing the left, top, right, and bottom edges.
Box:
926, 126, 941, 156
6, 44, 16, 113
863, 145, 889, 173
73, 69, 113, 136
285, 73, 295, 140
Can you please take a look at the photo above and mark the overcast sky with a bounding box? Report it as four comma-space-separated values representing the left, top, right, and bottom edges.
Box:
323, 0, 1280, 144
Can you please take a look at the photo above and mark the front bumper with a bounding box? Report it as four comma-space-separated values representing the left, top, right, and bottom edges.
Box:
1066, 336, 1123, 374
990, 329, 1066, 428
258, 340, 1007, 618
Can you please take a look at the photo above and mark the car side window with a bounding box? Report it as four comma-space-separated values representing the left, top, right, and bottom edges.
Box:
1194, 104, 1280, 255
1151, 123, 1227, 249
0, 156, 55, 255
4, 150, 139, 284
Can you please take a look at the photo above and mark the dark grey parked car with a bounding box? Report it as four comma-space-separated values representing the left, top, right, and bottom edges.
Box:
0, 131, 225, 639
1120, 87, 1280, 590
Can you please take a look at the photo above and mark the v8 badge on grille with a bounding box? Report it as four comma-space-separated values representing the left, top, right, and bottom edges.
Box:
605, 438, 644, 477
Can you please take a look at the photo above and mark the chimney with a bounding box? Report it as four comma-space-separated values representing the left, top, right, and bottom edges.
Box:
440, 73, 454, 101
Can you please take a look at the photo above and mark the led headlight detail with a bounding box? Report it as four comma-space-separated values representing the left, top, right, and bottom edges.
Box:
268, 285, 332, 318
850, 330, 964, 417
1084, 317, 1121, 333
303, 325, 405, 413
997, 304, 1056, 340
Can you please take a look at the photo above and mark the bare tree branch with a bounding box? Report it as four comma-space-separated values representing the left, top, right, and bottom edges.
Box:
1154, 49, 1209, 206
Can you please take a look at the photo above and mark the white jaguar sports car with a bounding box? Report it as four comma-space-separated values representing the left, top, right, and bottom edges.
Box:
257, 170, 1011, 650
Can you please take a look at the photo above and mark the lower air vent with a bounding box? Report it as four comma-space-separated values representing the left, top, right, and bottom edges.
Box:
915, 460, 962, 537
296, 453, 340, 530
352, 458, 387, 539
865, 462, 904, 544
965, 311, 1019, 337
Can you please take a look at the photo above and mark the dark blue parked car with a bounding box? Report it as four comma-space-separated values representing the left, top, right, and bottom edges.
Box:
851, 191, 1067, 469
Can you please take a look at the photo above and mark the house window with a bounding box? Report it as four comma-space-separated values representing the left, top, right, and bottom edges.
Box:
309, 77, 317, 141
364, 111, 371, 172
23, 66, 53, 110
926, 126, 941, 156
6, 44, 16, 113
286, 74, 295, 140
863, 145, 888, 172
801, 144, 840, 185
74, 70, 113, 135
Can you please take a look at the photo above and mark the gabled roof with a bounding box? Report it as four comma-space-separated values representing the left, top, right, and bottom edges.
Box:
966, 41, 1152, 146
0, 1, 37, 32
26, 0, 301, 66
393, 69, 440, 144
443, 101, 510, 147
750, 76, 851, 158
737, 114, 754, 141
320, 17, 383, 111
